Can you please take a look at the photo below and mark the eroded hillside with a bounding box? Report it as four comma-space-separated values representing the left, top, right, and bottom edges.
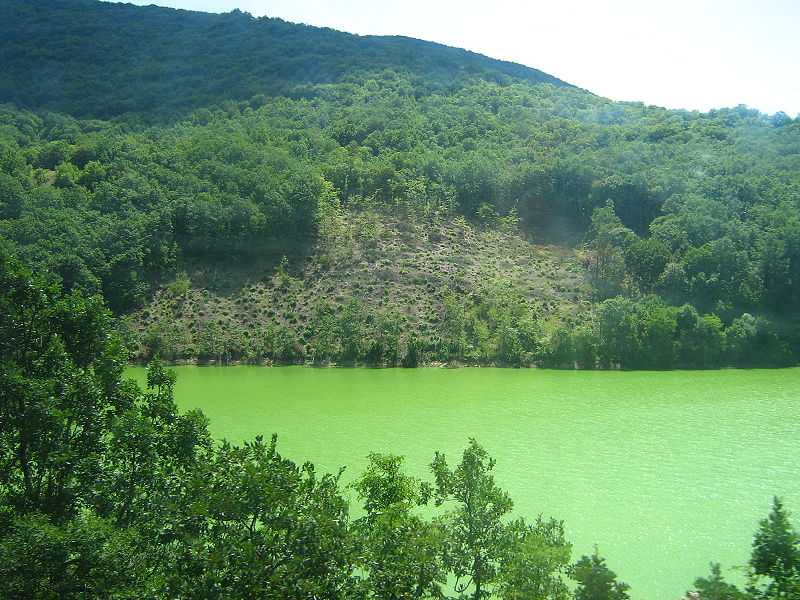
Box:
129, 211, 590, 365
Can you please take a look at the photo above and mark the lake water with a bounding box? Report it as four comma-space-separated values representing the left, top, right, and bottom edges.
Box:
126, 366, 800, 599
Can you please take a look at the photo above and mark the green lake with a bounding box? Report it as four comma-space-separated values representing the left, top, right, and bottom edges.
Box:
127, 366, 800, 600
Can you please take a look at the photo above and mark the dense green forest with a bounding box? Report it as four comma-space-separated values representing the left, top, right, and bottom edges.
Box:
1, 68, 798, 366
2, 246, 800, 599
0, 0, 567, 119
1, 2, 799, 368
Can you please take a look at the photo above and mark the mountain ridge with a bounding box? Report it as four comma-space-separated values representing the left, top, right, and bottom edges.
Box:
0, 0, 573, 119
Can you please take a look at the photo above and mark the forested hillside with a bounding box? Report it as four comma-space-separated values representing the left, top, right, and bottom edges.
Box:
1, 0, 799, 368
0, 0, 568, 119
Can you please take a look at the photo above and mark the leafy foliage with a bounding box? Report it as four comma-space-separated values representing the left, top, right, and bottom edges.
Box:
431, 439, 571, 600
352, 454, 445, 600
568, 550, 630, 600
749, 498, 800, 599
692, 564, 750, 600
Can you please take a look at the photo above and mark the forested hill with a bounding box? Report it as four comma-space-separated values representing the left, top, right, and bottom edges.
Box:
1, 0, 799, 369
0, 0, 570, 119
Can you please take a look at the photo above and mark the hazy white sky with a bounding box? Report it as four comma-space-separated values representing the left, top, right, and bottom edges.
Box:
123, 0, 800, 116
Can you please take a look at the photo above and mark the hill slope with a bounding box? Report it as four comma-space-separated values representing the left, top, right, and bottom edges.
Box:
0, 0, 571, 119
128, 212, 589, 366
0, 1, 799, 368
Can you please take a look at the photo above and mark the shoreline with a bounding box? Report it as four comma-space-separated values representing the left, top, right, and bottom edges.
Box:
127, 359, 799, 370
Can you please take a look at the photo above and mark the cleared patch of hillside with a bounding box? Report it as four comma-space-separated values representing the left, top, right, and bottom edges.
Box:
127, 211, 590, 365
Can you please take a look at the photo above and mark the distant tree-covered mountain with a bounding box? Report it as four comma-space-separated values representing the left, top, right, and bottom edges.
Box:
0, 0, 571, 119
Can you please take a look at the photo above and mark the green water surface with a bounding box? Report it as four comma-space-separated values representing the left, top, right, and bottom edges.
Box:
127, 366, 800, 600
